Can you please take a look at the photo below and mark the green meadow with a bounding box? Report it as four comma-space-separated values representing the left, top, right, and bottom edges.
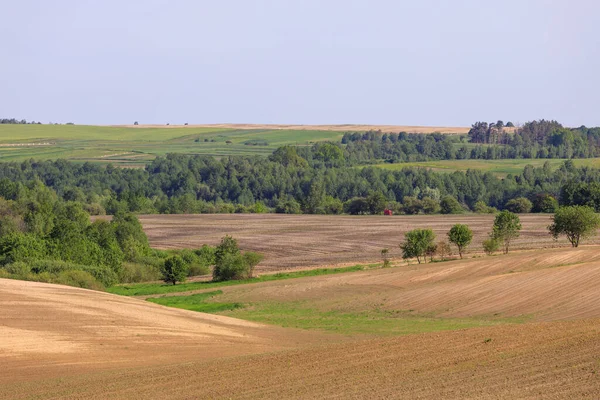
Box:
0, 124, 344, 165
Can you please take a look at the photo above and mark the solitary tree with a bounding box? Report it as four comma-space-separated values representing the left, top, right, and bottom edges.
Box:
491, 211, 521, 254
548, 206, 600, 247
161, 255, 189, 285
448, 224, 473, 258
400, 228, 436, 264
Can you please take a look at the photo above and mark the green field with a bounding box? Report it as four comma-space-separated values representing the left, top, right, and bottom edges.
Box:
0, 124, 344, 165
369, 158, 600, 177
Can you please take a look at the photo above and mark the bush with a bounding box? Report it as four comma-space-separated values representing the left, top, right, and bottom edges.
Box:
440, 196, 463, 214
532, 193, 558, 213
505, 197, 533, 213
54, 270, 104, 291
483, 238, 500, 255
213, 252, 248, 281
436, 241, 452, 260
119, 262, 161, 283
195, 245, 216, 266
473, 201, 497, 214
0, 233, 47, 265
275, 199, 301, 214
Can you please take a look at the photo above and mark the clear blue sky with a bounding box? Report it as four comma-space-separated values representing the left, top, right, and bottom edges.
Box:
3, 0, 599, 126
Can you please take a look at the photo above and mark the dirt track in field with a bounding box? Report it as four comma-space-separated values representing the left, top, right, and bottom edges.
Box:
118, 123, 473, 134
138, 214, 585, 272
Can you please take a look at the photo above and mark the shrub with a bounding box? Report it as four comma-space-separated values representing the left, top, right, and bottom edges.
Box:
243, 251, 264, 278
483, 238, 500, 255
473, 201, 497, 214
505, 197, 533, 213
119, 262, 161, 283
275, 199, 301, 214
54, 270, 104, 291
213, 252, 248, 281
440, 196, 463, 214
532, 193, 558, 213
436, 241, 452, 260
195, 245, 216, 266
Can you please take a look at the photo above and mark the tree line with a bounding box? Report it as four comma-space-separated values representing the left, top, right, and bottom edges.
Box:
1, 155, 600, 215
399, 207, 600, 263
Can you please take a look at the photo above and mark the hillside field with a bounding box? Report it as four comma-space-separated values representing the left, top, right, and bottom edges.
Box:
2, 244, 600, 398
0, 123, 466, 165
134, 213, 587, 272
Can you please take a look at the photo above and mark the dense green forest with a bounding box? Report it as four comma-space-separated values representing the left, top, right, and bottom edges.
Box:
342, 120, 600, 163
0, 154, 599, 216
0, 181, 217, 289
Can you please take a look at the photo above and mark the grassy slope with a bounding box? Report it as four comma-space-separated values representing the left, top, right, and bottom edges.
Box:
0, 124, 344, 164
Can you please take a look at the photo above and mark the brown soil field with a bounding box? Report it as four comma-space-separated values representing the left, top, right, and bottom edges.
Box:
117, 123, 473, 134
215, 246, 600, 322
137, 214, 587, 272
0, 279, 336, 390
3, 250, 600, 399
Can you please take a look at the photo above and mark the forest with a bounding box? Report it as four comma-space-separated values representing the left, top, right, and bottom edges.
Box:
0, 154, 600, 216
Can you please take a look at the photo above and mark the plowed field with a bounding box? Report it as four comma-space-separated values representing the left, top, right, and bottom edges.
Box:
3, 245, 600, 399
139, 214, 585, 271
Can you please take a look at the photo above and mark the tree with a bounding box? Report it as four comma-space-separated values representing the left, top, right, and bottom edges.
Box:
448, 224, 473, 258
366, 192, 387, 215
505, 197, 532, 213
400, 228, 436, 264
440, 196, 463, 214
548, 206, 600, 247
491, 211, 521, 254
161, 255, 189, 285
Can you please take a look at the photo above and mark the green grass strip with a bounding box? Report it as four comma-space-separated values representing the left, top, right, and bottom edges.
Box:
147, 290, 242, 313
108, 265, 368, 296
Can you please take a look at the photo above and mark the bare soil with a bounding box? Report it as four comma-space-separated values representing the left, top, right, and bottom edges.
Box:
117, 123, 473, 134
3, 245, 600, 398
138, 214, 580, 272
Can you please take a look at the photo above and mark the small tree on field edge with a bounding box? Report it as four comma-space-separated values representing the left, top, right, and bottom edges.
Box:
448, 224, 473, 258
400, 228, 436, 264
548, 206, 600, 247
161, 255, 189, 285
491, 211, 521, 254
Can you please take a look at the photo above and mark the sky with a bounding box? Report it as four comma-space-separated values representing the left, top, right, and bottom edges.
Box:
2, 0, 600, 126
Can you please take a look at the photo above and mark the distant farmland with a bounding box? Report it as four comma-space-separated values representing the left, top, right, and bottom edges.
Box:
0, 123, 467, 165
368, 158, 600, 177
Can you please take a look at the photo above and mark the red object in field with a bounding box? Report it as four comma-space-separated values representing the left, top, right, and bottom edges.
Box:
384, 209, 393, 216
